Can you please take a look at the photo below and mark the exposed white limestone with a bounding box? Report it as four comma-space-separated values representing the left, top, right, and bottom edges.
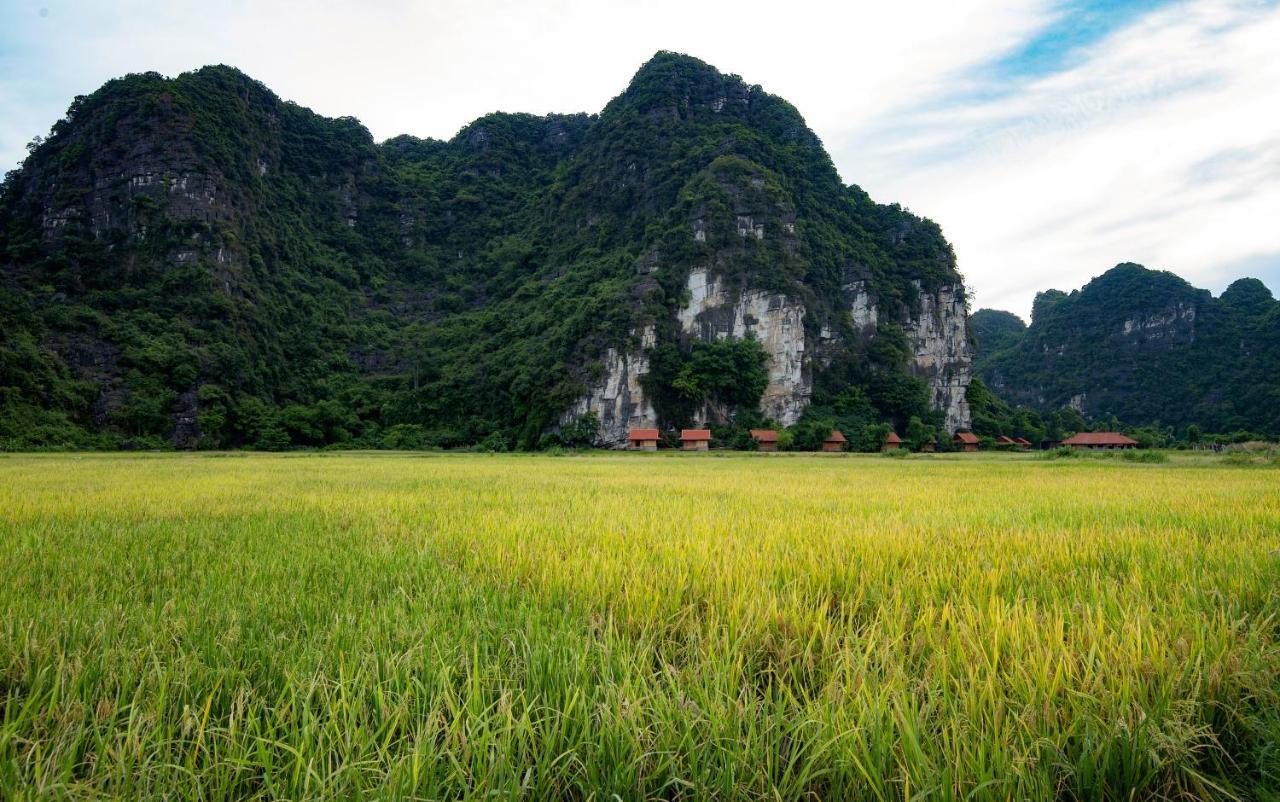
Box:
1122, 304, 1196, 340
845, 281, 879, 331
564, 326, 657, 447
563, 272, 974, 442
678, 268, 808, 424
904, 282, 972, 433
734, 215, 765, 239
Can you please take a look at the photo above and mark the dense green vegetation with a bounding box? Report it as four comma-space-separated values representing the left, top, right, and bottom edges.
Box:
3, 452, 1278, 799
973, 263, 1280, 439
969, 308, 1025, 357
800, 321, 947, 451
0, 53, 961, 450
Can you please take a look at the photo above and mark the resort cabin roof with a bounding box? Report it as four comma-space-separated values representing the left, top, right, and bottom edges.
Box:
628, 428, 660, 442
884, 431, 902, 445
749, 429, 779, 443
995, 435, 1017, 445
953, 431, 980, 445
1015, 437, 1032, 446
821, 429, 848, 452
1061, 432, 1138, 448
680, 429, 712, 442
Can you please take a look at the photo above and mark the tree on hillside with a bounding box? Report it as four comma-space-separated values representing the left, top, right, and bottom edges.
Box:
672, 336, 769, 424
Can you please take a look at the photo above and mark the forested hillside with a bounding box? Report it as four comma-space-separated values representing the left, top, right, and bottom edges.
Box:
1, 53, 971, 450
969, 309, 1025, 360
972, 264, 1280, 436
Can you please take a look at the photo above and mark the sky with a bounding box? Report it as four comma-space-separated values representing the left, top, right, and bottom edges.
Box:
2, 0, 1278, 317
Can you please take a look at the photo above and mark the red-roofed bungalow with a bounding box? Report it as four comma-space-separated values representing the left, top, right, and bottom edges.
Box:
822, 430, 847, 452
953, 431, 980, 452
882, 431, 903, 452
628, 428, 660, 451
680, 429, 712, 451
750, 429, 779, 452
1061, 432, 1138, 450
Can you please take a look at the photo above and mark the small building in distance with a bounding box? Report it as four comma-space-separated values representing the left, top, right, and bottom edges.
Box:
627, 428, 660, 451
953, 431, 980, 452
680, 429, 712, 451
882, 431, 903, 452
1015, 437, 1033, 449
995, 435, 1017, 448
1061, 432, 1138, 450
918, 437, 936, 453
822, 430, 847, 452
750, 429, 779, 452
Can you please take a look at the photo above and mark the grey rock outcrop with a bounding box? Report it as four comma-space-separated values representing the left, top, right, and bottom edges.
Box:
844, 280, 973, 433
563, 327, 657, 447
172, 389, 202, 450
677, 268, 808, 425
904, 283, 972, 433
567, 269, 974, 445
1120, 303, 1196, 343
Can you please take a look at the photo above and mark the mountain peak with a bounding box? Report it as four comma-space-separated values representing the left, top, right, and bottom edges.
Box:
969, 309, 1027, 357
605, 51, 753, 119
630, 51, 736, 89
1219, 277, 1275, 315
1078, 262, 1203, 311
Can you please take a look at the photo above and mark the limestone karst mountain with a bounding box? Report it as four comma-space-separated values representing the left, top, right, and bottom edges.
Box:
972, 263, 1280, 434
0, 52, 973, 449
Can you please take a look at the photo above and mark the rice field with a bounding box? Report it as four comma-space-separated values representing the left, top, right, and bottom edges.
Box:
1, 451, 1278, 800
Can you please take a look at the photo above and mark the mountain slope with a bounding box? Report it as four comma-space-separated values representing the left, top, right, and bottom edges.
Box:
0, 53, 973, 449
970, 309, 1026, 364
974, 263, 1280, 434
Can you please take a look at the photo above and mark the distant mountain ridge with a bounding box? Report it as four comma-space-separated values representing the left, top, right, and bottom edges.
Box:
971, 263, 1280, 434
0, 52, 973, 449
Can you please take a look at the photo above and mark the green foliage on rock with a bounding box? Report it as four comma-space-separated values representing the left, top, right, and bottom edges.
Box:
969, 309, 1026, 361
672, 337, 769, 423
1, 53, 964, 450
974, 264, 1280, 437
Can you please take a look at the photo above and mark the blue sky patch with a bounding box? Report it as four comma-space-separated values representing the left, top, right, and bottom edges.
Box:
994, 0, 1180, 80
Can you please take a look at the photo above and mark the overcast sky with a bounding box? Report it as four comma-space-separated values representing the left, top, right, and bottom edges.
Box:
2, 0, 1277, 317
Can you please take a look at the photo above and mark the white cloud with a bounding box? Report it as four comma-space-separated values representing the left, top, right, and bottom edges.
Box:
1, 0, 1049, 160
837, 0, 1280, 316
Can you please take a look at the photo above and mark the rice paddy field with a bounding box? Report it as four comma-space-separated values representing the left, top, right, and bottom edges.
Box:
1, 451, 1279, 800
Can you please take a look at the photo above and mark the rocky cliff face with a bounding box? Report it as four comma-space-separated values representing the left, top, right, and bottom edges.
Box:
30, 96, 232, 246
904, 283, 973, 432
572, 270, 973, 446
565, 328, 657, 446
676, 268, 809, 426
843, 280, 972, 432
1119, 303, 1197, 343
